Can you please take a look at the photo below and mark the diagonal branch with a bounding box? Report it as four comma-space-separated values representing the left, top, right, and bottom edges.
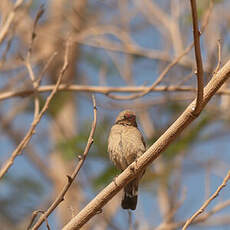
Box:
0, 41, 70, 180
62, 59, 230, 230
0, 0, 24, 45
30, 95, 97, 230
182, 170, 230, 230
190, 0, 204, 114
156, 199, 230, 230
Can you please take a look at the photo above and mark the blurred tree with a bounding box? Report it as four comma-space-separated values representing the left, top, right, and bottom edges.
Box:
1, 0, 230, 230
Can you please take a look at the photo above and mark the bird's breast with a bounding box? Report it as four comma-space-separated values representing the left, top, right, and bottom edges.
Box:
108, 125, 145, 170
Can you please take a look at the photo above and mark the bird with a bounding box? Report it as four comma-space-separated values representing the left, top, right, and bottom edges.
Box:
108, 110, 146, 210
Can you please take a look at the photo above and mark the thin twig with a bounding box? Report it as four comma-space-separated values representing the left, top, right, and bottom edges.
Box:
106, 43, 195, 100
37, 52, 58, 86
0, 112, 55, 182
0, 29, 14, 62
69, 0, 213, 77
0, 0, 24, 45
0, 40, 70, 180
27, 210, 51, 230
200, 0, 214, 34
190, 0, 204, 114
196, 199, 230, 223
25, 5, 45, 118
27, 210, 43, 230
30, 94, 97, 230
213, 39, 222, 74
156, 199, 230, 230
95, 0, 213, 101
182, 170, 230, 230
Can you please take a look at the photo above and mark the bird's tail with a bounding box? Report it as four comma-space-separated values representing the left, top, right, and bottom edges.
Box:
121, 178, 139, 210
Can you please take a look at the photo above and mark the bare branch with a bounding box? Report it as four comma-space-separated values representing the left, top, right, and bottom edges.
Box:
182, 170, 230, 230
2, 83, 230, 103
27, 210, 51, 230
30, 95, 97, 230
214, 39, 222, 74
62, 59, 230, 230
0, 40, 70, 180
0, 113, 55, 182
0, 0, 24, 45
25, 5, 45, 118
156, 199, 230, 230
27, 210, 43, 230
190, 0, 204, 114
106, 43, 194, 100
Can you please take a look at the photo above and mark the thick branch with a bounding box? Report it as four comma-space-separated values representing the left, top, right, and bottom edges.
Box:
62, 60, 230, 230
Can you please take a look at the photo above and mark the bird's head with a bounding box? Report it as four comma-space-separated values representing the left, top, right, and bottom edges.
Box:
115, 110, 137, 127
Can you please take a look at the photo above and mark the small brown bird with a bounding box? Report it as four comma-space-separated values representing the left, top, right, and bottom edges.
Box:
108, 110, 146, 210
